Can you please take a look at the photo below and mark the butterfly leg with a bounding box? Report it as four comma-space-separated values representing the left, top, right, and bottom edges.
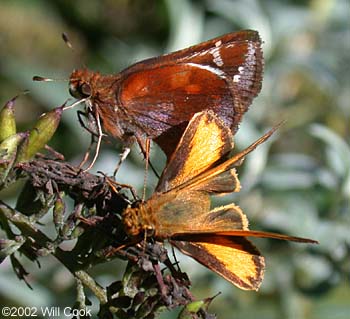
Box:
103, 172, 138, 201
113, 146, 131, 177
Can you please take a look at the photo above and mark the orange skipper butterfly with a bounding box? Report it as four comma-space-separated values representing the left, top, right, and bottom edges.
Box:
122, 111, 317, 290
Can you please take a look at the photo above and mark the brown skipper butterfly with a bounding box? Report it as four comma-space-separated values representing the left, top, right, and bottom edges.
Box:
68, 30, 263, 164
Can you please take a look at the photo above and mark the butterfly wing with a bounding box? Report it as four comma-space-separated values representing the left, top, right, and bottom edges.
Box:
156, 110, 234, 192
172, 237, 264, 291
117, 30, 263, 157
169, 204, 316, 290
148, 190, 211, 239
156, 111, 278, 196
180, 125, 279, 193
153, 197, 245, 239
169, 204, 318, 244
171, 227, 316, 290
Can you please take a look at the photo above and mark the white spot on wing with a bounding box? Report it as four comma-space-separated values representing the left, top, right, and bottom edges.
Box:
233, 75, 241, 82
187, 63, 226, 78
234, 66, 245, 83
211, 46, 224, 67
215, 40, 222, 47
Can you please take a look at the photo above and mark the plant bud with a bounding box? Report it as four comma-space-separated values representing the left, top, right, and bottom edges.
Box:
16, 106, 63, 163
0, 97, 17, 142
0, 133, 27, 185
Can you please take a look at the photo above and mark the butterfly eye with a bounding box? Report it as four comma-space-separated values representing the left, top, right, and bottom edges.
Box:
80, 83, 92, 97
69, 82, 91, 99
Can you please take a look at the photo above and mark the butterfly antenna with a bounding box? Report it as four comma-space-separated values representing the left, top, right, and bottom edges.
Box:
62, 32, 74, 50
62, 31, 88, 69
32, 75, 68, 82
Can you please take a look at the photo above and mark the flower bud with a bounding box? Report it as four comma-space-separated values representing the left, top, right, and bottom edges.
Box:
16, 106, 63, 163
0, 97, 17, 142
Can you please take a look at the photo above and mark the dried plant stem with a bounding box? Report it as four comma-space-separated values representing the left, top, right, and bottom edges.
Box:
0, 200, 107, 304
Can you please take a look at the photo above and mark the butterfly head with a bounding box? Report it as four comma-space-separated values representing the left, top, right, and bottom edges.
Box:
69, 69, 95, 100
122, 204, 155, 238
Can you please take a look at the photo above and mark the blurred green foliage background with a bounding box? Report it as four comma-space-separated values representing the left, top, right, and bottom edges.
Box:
0, 0, 349, 318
